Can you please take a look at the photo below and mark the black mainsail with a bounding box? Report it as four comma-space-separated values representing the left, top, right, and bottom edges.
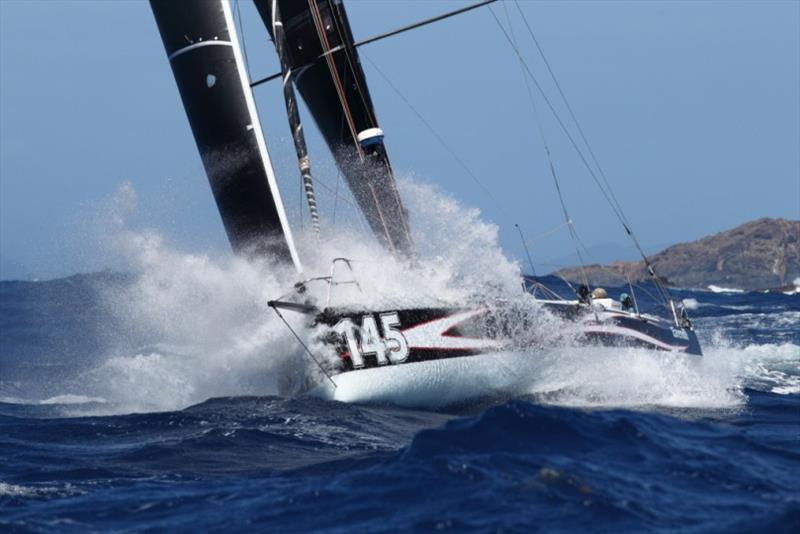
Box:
254, 0, 415, 257
150, 0, 301, 270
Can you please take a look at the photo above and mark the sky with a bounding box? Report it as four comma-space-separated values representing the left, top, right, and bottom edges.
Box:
1, 0, 798, 280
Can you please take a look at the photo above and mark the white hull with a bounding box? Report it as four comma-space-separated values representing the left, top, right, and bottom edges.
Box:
309, 351, 547, 409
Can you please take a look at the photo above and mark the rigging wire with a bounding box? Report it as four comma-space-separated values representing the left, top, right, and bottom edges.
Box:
511, 1, 643, 249
511, 2, 610, 195
270, 306, 338, 389
234, 0, 251, 82
513, 220, 570, 251
354, 0, 499, 48
307, 0, 401, 255
307, 0, 362, 157
487, 4, 676, 308
515, 224, 537, 276
308, 170, 372, 236
500, 2, 589, 288
332, 169, 342, 224
362, 54, 498, 205
249, 0, 500, 88
334, 4, 414, 250
313, 174, 359, 211
332, 98, 348, 227
329, 0, 378, 127
509, 0, 676, 308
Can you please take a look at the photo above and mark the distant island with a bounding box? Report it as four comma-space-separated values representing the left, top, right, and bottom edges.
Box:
554, 218, 800, 292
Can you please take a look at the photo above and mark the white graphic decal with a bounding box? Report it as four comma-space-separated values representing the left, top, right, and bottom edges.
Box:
381, 312, 409, 364
360, 315, 388, 365
671, 328, 690, 340
333, 318, 363, 368
401, 309, 501, 351
332, 312, 410, 366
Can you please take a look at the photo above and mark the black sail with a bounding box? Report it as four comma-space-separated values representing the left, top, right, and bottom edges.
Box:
150, 0, 301, 269
254, 0, 414, 257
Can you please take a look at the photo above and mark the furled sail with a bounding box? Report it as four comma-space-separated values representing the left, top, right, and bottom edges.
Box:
254, 0, 415, 257
150, 0, 301, 270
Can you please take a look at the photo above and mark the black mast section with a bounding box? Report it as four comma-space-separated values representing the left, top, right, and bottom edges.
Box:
254, 0, 415, 257
150, 0, 300, 269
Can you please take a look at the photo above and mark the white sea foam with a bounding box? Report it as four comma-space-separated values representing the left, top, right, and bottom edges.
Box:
682, 298, 700, 310
312, 338, 800, 411
528, 347, 741, 409
0, 396, 29, 405
0, 482, 83, 499
523, 337, 799, 408
707, 285, 745, 294
0, 482, 40, 498
723, 342, 800, 395
40, 395, 107, 405
783, 278, 800, 295
87, 239, 303, 413
75, 178, 525, 414
61, 180, 798, 414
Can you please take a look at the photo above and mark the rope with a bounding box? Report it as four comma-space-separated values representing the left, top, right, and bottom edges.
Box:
328, 0, 377, 126
307, 0, 400, 254
307, 0, 362, 156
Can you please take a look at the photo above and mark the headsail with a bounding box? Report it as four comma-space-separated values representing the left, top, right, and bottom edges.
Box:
150, 0, 301, 270
254, 0, 415, 257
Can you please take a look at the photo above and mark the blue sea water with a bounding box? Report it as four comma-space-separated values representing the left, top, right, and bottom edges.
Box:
1, 272, 798, 532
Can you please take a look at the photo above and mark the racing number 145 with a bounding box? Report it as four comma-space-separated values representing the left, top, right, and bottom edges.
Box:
333, 312, 409, 368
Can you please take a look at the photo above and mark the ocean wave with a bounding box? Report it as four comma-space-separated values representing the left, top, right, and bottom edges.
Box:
0, 481, 83, 500
39, 395, 107, 405
707, 285, 745, 294
1, 392, 797, 531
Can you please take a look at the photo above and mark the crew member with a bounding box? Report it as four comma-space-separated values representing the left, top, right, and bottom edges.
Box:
590, 287, 608, 299
577, 284, 590, 304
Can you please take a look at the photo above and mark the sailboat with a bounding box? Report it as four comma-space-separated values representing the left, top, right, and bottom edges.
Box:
149, 0, 701, 407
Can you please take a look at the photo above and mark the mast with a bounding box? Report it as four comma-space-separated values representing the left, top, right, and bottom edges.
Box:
150, 0, 301, 271
269, 0, 321, 237
254, 0, 415, 257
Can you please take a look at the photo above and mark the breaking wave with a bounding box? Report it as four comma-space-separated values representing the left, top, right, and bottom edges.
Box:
33, 179, 526, 414
707, 285, 745, 294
